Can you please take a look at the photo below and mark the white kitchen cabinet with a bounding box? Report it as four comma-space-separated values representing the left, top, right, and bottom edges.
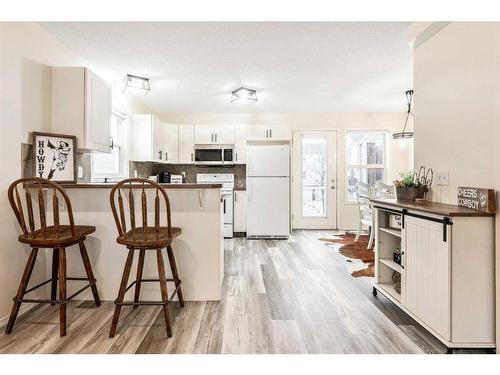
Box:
163, 123, 179, 163
233, 190, 247, 232
246, 125, 290, 141
194, 125, 235, 144
403, 216, 450, 340
130, 114, 173, 163
234, 126, 247, 164
179, 125, 195, 163
194, 126, 214, 144
51, 67, 112, 152
373, 201, 495, 350
214, 126, 235, 144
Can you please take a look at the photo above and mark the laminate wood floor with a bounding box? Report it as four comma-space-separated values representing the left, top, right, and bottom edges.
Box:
0, 230, 489, 354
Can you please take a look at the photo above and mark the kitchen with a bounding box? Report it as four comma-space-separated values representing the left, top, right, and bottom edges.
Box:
1, 15, 500, 365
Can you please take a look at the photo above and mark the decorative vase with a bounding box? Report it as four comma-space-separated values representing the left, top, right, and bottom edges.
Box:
395, 186, 416, 201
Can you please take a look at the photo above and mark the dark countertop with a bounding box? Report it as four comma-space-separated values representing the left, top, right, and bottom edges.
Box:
29, 182, 223, 189
371, 198, 495, 217
234, 187, 246, 191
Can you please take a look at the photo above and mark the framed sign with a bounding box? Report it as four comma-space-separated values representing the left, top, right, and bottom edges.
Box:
457, 186, 496, 213
32, 132, 77, 183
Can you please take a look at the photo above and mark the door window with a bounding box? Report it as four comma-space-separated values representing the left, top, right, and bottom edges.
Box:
302, 135, 327, 217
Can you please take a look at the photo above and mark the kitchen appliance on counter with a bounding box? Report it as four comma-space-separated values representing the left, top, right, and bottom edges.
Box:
194, 144, 234, 165
157, 171, 171, 183
247, 143, 290, 239
197, 173, 234, 238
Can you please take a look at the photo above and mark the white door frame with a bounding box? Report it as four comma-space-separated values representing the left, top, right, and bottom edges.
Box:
291, 129, 338, 229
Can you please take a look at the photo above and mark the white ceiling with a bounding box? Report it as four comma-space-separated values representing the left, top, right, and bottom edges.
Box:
40, 22, 412, 113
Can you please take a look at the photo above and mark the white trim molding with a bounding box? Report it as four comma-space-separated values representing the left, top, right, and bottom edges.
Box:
408, 22, 451, 49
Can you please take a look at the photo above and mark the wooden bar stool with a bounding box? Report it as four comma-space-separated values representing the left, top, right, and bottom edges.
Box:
109, 178, 184, 338
5, 177, 101, 337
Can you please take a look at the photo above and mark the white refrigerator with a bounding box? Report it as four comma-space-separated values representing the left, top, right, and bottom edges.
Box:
247, 143, 290, 238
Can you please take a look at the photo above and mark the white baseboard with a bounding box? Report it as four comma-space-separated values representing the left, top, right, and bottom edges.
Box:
0, 303, 37, 329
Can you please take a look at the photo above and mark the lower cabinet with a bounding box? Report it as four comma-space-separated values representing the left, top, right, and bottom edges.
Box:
373, 204, 495, 349
233, 190, 247, 233
402, 216, 450, 340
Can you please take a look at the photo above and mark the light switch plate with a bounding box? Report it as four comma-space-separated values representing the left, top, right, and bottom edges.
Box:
436, 171, 449, 186
77, 166, 83, 179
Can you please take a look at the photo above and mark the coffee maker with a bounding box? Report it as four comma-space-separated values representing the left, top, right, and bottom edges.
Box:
157, 171, 171, 183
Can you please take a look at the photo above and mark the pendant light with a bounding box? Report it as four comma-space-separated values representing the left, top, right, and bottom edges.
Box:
393, 89, 414, 139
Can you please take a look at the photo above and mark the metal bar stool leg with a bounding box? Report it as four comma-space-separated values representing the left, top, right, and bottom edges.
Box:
50, 248, 59, 305
156, 248, 173, 337
5, 248, 38, 334
78, 241, 101, 307
133, 249, 145, 308
58, 247, 67, 337
166, 245, 184, 307
110, 249, 134, 338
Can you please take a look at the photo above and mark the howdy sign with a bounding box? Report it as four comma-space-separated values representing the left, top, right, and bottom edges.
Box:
457, 187, 496, 213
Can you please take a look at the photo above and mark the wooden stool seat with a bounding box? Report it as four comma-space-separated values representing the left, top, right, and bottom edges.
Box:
19, 225, 96, 247
5, 178, 101, 337
109, 178, 185, 338
117, 226, 182, 248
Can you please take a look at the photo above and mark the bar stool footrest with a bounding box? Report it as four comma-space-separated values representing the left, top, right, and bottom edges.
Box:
13, 277, 97, 305
115, 282, 182, 306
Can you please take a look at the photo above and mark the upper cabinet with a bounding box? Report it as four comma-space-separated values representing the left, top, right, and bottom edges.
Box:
163, 123, 179, 163
51, 67, 112, 153
178, 125, 195, 164
246, 125, 290, 141
130, 114, 178, 164
234, 126, 247, 164
194, 125, 235, 144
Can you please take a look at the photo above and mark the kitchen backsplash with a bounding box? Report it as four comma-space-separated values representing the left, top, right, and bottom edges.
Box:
22, 143, 246, 188
134, 162, 246, 189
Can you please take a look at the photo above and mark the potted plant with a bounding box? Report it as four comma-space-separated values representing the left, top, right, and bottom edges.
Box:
393, 167, 433, 201
394, 171, 418, 201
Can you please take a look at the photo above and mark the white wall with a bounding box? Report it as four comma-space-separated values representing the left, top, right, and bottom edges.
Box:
414, 22, 500, 204
0, 22, 152, 324
412, 22, 500, 349
158, 112, 414, 230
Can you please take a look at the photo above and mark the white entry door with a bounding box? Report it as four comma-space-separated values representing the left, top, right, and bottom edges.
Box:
292, 130, 337, 229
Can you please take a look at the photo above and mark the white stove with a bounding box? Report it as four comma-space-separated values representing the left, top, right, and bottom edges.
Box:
196, 173, 234, 238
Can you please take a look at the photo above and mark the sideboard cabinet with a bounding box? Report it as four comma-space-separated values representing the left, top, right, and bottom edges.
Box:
372, 198, 495, 351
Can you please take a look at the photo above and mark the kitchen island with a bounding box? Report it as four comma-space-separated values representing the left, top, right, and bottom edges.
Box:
51, 183, 224, 302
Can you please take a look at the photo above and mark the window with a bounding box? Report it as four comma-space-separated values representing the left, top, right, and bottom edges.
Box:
346, 130, 387, 202
302, 134, 327, 217
91, 111, 128, 181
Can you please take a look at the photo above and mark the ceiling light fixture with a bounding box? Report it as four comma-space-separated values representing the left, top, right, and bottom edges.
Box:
230, 87, 257, 103
393, 89, 414, 139
123, 74, 150, 96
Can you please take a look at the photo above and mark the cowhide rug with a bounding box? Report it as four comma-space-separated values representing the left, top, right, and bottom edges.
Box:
319, 233, 374, 278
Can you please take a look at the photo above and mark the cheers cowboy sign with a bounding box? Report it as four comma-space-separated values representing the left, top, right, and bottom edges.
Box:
457, 187, 496, 213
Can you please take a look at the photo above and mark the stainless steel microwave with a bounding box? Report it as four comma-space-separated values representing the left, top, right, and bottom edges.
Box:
194, 144, 234, 165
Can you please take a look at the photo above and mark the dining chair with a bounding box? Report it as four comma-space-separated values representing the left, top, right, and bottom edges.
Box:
355, 181, 374, 249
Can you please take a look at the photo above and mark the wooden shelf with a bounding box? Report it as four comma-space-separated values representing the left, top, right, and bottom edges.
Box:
379, 258, 403, 273
377, 282, 401, 302
379, 227, 402, 238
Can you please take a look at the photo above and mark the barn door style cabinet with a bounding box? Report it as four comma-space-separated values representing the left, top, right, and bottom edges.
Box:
372, 198, 495, 351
